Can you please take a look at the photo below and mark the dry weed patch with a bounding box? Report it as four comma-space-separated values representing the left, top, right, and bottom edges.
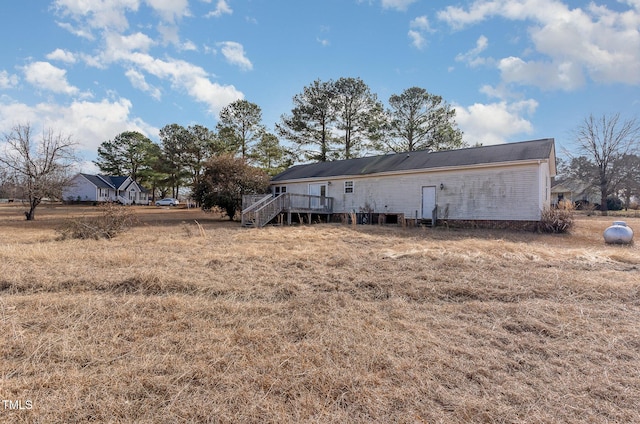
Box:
0, 205, 639, 422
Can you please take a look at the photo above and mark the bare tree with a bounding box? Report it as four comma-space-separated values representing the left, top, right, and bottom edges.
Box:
573, 113, 640, 215
0, 123, 77, 220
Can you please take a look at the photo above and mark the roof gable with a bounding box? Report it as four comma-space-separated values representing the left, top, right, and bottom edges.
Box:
272, 138, 555, 181
77, 174, 145, 191
101, 175, 130, 189
79, 173, 114, 189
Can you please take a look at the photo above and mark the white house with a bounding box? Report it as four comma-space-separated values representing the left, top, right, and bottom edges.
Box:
551, 180, 599, 208
63, 174, 149, 205
244, 138, 556, 227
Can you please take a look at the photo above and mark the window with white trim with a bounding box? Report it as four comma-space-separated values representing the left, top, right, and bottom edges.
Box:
344, 180, 354, 194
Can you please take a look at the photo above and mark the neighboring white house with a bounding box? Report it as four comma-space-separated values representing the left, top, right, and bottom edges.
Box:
551, 180, 599, 207
63, 174, 149, 205
265, 138, 556, 225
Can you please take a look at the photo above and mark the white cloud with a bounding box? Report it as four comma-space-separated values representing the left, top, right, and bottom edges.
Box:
180, 40, 198, 51
23, 62, 79, 96
206, 0, 233, 18
454, 99, 538, 145
157, 23, 180, 46
125, 69, 162, 99
97, 31, 155, 65
455, 35, 490, 67
408, 16, 431, 49
53, 0, 190, 40
498, 57, 585, 91
53, 0, 139, 33
408, 30, 426, 50
55, 21, 95, 40
78, 30, 244, 115
122, 53, 243, 114
217, 41, 253, 71
410, 15, 430, 30
53, 0, 243, 117
0, 97, 158, 154
382, 0, 417, 12
46, 48, 77, 64
145, 0, 190, 22
0, 71, 19, 89
438, 0, 640, 88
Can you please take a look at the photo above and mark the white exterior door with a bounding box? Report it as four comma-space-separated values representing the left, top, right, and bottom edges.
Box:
309, 183, 327, 209
422, 186, 436, 219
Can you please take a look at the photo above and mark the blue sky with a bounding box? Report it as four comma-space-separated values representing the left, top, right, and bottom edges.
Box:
1, 0, 639, 172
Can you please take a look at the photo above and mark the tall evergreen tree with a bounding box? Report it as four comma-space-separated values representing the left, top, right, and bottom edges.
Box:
277, 79, 339, 162
382, 87, 464, 153
216, 100, 263, 159
94, 131, 156, 183
184, 124, 218, 189
250, 131, 292, 176
333, 77, 385, 159
159, 124, 191, 198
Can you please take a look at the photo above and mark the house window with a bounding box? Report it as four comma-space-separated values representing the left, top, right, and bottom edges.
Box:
344, 181, 354, 194
274, 186, 287, 196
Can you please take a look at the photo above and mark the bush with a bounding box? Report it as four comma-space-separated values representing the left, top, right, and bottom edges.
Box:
538, 201, 574, 233
56, 203, 138, 240
606, 196, 624, 211
194, 155, 271, 220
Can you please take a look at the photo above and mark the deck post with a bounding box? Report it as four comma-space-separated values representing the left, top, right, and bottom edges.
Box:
287, 212, 291, 225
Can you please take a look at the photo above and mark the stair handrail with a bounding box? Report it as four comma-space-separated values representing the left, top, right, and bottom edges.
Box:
241, 194, 273, 214
253, 192, 289, 227
241, 194, 273, 226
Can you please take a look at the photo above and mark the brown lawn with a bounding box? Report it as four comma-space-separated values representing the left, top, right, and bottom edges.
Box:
0, 204, 639, 423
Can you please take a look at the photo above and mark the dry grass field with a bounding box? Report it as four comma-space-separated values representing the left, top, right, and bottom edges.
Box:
1, 204, 639, 423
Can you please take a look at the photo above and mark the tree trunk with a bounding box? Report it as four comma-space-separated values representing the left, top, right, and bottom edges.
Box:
25, 206, 36, 220
600, 186, 608, 216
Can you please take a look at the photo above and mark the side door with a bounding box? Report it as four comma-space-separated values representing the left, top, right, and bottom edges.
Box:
421, 186, 436, 220
309, 183, 327, 209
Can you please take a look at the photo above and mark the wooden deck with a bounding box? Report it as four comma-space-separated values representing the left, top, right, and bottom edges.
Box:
241, 193, 333, 227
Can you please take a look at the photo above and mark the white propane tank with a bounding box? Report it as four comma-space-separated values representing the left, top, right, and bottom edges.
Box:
603, 221, 634, 244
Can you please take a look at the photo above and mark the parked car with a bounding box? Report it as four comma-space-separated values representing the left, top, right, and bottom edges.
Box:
155, 198, 179, 206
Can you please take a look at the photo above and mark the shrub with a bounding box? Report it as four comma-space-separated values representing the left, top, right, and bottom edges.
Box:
538, 201, 574, 233
606, 196, 624, 211
57, 203, 138, 240
194, 155, 271, 220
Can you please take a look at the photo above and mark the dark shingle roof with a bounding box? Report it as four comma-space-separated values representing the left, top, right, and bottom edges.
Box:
80, 173, 114, 188
106, 176, 129, 189
80, 174, 147, 192
272, 138, 555, 181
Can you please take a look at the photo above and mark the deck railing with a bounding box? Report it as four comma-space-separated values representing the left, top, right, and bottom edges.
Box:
240, 194, 273, 226
241, 193, 334, 227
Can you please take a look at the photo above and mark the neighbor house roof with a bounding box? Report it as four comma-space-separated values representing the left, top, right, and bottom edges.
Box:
107, 176, 130, 189
80, 173, 114, 188
272, 138, 556, 182
79, 174, 147, 192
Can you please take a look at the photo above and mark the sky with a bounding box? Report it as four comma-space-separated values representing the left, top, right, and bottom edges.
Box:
1, 0, 639, 173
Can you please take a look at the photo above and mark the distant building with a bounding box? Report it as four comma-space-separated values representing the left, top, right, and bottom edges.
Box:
63, 174, 148, 205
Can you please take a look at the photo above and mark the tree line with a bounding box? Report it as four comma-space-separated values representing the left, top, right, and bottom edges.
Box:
2, 76, 638, 220
93, 78, 466, 202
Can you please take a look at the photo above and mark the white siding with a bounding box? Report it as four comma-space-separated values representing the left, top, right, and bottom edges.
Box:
63, 175, 98, 202
538, 162, 551, 213
277, 162, 547, 221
